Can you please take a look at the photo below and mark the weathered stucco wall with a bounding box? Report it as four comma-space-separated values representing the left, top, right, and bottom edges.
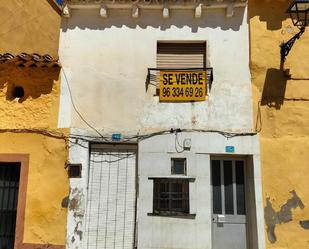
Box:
59, 7, 253, 133
0, 0, 61, 57
62, 6, 267, 249
0, 132, 69, 245
249, 0, 309, 248
0, 1, 67, 247
0, 64, 68, 246
66, 128, 265, 249
0, 64, 61, 129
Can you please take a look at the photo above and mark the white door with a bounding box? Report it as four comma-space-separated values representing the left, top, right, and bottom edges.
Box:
211, 158, 247, 249
84, 144, 137, 249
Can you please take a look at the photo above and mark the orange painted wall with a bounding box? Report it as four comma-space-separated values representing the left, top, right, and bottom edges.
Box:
0, 0, 61, 57
249, 0, 309, 248
0, 0, 68, 246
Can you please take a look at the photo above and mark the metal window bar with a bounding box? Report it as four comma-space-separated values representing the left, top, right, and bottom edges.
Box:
0, 163, 20, 249
153, 179, 189, 214
147, 67, 214, 93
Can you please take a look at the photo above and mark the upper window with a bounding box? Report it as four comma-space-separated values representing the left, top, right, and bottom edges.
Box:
171, 158, 186, 175
157, 42, 206, 69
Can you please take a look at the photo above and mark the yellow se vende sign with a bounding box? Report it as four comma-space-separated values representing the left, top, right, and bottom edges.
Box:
159, 70, 207, 102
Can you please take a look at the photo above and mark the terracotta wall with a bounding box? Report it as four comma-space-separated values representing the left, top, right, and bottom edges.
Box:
249, 0, 309, 248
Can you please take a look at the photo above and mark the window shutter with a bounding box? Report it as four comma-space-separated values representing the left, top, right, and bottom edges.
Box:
157, 42, 206, 69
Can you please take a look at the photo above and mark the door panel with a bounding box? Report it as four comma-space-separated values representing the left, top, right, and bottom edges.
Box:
212, 223, 247, 249
84, 145, 137, 249
211, 159, 247, 249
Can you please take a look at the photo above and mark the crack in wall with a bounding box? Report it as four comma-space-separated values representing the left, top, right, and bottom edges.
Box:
264, 190, 305, 243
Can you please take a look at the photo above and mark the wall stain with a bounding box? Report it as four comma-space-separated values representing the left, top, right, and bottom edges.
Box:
264, 190, 305, 243
68, 187, 85, 246
300, 220, 309, 230
74, 221, 83, 241
69, 187, 83, 212
61, 196, 69, 208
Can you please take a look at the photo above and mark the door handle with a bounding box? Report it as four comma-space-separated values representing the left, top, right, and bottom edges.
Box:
217, 215, 225, 223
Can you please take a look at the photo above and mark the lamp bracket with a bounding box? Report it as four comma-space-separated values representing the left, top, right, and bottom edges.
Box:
280, 26, 306, 62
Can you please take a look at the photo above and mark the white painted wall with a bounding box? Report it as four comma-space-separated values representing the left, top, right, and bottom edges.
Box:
66, 129, 264, 249
59, 7, 253, 133
137, 132, 263, 249
60, 6, 265, 249
66, 135, 89, 249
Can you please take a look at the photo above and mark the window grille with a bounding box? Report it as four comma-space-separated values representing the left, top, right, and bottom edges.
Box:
153, 179, 189, 215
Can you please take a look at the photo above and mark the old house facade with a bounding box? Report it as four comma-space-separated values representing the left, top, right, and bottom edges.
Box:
59, 0, 265, 249
0, 1, 68, 249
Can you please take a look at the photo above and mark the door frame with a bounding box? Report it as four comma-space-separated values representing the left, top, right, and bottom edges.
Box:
210, 155, 250, 249
0, 154, 29, 249
88, 143, 139, 249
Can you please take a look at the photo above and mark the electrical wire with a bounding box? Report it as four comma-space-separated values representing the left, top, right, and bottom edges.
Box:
174, 132, 185, 153
62, 68, 108, 140
61, 67, 258, 146
0, 128, 67, 140
68, 128, 258, 151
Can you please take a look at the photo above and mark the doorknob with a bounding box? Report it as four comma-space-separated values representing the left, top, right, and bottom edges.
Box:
217, 215, 225, 223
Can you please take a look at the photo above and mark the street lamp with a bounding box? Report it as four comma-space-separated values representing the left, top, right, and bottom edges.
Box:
280, 0, 309, 62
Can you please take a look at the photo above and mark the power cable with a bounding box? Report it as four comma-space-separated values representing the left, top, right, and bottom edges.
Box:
62, 68, 107, 140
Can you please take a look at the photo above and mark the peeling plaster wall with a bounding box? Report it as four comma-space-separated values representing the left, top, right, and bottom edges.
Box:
66, 129, 265, 249
66, 134, 89, 249
60, 5, 268, 249
59, 7, 253, 133
249, 0, 309, 248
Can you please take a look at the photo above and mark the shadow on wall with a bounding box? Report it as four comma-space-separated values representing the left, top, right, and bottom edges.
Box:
261, 68, 287, 110
0, 64, 60, 103
248, 0, 291, 31
61, 8, 246, 32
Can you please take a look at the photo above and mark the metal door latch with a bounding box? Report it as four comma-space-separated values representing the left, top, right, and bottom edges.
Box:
217, 215, 225, 223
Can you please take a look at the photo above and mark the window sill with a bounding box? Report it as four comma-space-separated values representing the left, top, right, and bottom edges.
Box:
147, 213, 196, 219
148, 176, 195, 182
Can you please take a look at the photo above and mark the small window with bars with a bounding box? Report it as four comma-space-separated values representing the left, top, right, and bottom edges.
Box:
153, 179, 189, 215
